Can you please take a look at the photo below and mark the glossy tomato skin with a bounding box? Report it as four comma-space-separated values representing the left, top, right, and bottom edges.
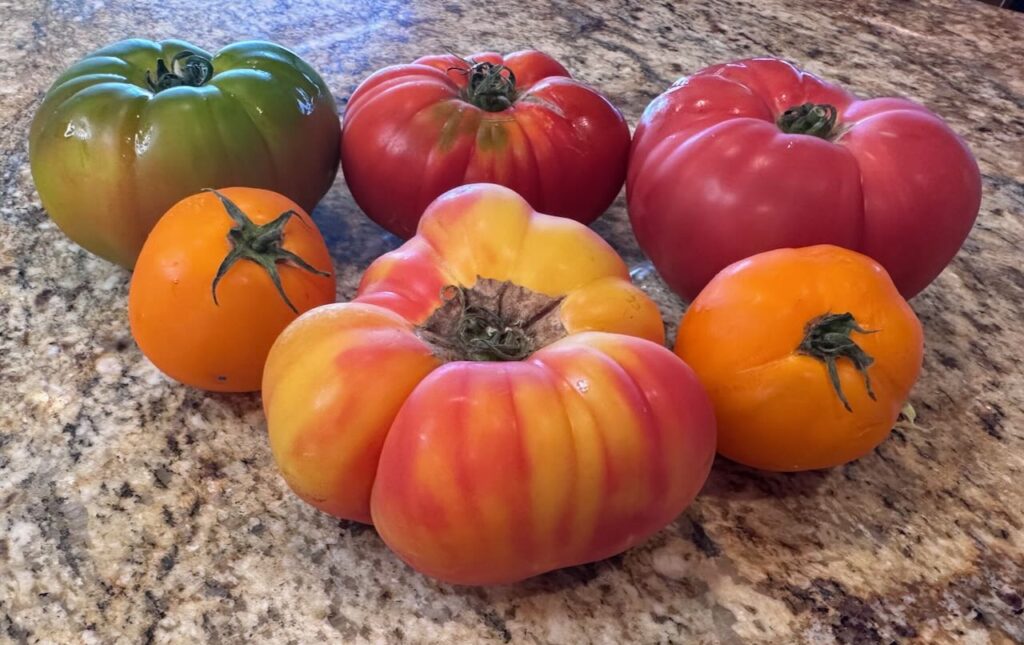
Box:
675, 245, 923, 472
30, 39, 340, 267
263, 184, 716, 584
341, 51, 631, 238
129, 188, 335, 392
628, 57, 981, 300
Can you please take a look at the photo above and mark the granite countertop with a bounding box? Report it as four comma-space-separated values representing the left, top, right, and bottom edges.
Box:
2, 0, 1023, 643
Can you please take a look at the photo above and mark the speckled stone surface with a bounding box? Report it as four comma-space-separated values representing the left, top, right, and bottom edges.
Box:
2, 0, 1023, 643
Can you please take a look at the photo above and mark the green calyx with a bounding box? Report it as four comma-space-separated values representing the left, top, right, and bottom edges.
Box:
208, 190, 330, 314
797, 312, 878, 412
146, 50, 214, 92
777, 103, 838, 139
458, 60, 518, 112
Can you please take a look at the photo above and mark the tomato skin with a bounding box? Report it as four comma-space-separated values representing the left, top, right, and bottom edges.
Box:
30, 39, 340, 267
341, 51, 631, 238
129, 188, 335, 392
371, 333, 715, 585
628, 57, 981, 300
262, 303, 439, 522
674, 245, 923, 472
263, 184, 715, 584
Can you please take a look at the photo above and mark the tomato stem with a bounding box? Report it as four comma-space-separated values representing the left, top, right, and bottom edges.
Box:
146, 50, 214, 92
777, 103, 838, 139
207, 190, 330, 314
797, 312, 877, 412
417, 279, 565, 362
455, 60, 518, 112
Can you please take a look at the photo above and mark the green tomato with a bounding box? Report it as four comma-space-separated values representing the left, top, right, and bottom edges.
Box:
29, 39, 340, 267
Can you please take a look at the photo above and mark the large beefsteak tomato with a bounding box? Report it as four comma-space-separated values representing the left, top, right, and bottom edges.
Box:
30, 39, 340, 267
263, 184, 716, 585
340, 51, 631, 238
628, 57, 981, 300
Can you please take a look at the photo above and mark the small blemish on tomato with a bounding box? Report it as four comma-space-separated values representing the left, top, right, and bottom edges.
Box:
575, 378, 589, 394
216, 375, 227, 382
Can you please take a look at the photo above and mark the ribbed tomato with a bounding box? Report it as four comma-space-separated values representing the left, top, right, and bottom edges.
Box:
340, 51, 631, 238
263, 184, 715, 585
30, 39, 340, 267
628, 57, 981, 300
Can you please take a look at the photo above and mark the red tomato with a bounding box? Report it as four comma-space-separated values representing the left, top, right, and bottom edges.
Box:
341, 50, 631, 238
627, 57, 981, 300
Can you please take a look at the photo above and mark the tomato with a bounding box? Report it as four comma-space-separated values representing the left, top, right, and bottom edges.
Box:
30, 39, 340, 267
675, 245, 923, 472
263, 184, 716, 585
129, 188, 335, 392
628, 57, 981, 300
340, 50, 631, 238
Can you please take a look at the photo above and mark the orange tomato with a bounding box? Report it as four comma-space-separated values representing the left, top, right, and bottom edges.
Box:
675, 245, 924, 472
129, 188, 335, 392
263, 184, 716, 585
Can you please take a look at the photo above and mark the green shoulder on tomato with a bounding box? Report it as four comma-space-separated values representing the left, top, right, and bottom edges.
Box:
29, 38, 341, 268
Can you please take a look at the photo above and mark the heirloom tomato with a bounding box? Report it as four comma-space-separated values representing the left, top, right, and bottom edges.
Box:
30, 39, 340, 267
628, 57, 981, 300
263, 184, 716, 585
675, 245, 923, 471
340, 50, 631, 238
129, 188, 335, 392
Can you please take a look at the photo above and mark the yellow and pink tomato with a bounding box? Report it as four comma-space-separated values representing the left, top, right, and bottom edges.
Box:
262, 183, 716, 585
